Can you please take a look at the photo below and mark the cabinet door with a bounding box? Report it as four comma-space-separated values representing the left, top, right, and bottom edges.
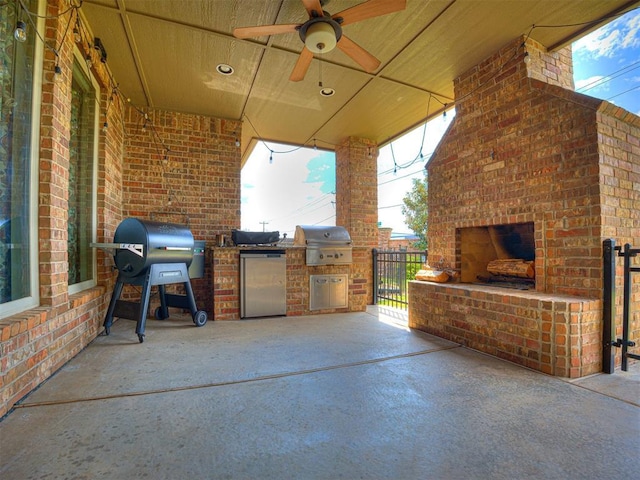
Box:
310, 274, 348, 310
330, 276, 348, 309
310, 276, 331, 311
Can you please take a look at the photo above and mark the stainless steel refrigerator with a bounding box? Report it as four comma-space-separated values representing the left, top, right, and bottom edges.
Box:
239, 250, 287, 318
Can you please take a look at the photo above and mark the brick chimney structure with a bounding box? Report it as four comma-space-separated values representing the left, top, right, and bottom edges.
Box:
409, 36, 640, 378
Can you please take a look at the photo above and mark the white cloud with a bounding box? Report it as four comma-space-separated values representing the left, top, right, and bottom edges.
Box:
575, 75, 610, 93
574, 10, 640, 59
620, 12, 640, 49
574, 27, 620, 59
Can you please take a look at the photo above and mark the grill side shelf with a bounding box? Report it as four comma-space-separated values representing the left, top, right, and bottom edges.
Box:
90, 242, 145, 257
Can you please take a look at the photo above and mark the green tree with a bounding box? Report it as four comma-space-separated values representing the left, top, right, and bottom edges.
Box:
401, 175, 428, 250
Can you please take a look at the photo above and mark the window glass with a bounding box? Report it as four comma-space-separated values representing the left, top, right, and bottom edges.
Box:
68, 57, 97, 290
0, 0, 40, 313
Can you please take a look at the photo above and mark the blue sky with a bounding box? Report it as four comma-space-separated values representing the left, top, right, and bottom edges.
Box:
242, 8, 640, 237
572, 8, 640, 116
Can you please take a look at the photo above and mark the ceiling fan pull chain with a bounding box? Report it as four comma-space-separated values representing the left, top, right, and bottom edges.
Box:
318, 51, 323, 88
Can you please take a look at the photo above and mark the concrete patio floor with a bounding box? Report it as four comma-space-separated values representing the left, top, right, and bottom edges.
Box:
1, 306, 638, 479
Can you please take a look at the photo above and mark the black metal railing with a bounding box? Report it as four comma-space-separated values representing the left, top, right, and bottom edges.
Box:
373, 249, 426, 310
602, 239, 640, 373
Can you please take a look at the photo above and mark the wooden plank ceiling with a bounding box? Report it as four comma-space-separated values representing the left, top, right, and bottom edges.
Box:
81, 0, 640, 163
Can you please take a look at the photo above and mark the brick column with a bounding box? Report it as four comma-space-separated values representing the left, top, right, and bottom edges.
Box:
335, 137, 378, 248
39, 0, 72, 308
378, 227, 392, 250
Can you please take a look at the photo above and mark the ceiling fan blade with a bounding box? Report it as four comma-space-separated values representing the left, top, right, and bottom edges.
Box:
333, 0, 406, 27
290, 47, 314, 82
233, 24, 299, 39
337, 35, 381, 72
301, 0, 324, 18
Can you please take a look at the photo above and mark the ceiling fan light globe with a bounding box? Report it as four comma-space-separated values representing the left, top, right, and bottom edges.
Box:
305, 22, 336, 53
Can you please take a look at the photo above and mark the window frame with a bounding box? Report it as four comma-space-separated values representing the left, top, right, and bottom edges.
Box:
0, 0, 44, 319
67, 47, 99, 295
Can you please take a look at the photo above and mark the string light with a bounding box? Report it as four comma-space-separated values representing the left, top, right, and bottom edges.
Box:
15, 0, 176, 157
73, 21, 81, 43
269, 151, 273, 164
14, 20, 27, 42
235, 138, 240, 147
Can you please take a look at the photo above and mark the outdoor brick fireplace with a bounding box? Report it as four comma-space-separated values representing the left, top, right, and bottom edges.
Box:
460, 222, 535, 289
408, 36, 640, 378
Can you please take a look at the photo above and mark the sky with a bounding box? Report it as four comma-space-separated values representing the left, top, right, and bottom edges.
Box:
242, 8, 640, 238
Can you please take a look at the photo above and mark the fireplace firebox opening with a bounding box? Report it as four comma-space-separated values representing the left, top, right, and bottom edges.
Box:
458, 222, 535, 289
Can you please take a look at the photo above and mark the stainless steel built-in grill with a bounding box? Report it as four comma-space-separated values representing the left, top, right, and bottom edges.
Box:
94, 218, 207, 343
293, 225, 352, 266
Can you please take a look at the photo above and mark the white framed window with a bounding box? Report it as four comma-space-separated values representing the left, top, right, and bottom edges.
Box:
0, 0, 44, 319
68, 48, 99, 294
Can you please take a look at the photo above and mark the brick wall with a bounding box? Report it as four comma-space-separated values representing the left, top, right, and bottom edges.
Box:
410, 36, 640, 377
336, 137, 379, 248
378, 228, 392, 250
121, 107, 242, 314
429, 37, 603, 298
210, 247, 371, 320
409, 283, 601, 377
597, 103, 640, 351
1, 0, 122, 417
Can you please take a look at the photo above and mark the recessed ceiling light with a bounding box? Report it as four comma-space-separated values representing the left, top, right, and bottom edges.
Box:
320, 87, 335, 97
216, 63, 234, 75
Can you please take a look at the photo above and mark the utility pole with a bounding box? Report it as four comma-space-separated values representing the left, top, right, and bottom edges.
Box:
259, 221, 269, 232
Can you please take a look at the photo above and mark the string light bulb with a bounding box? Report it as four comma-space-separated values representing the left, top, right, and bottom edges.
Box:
102, 121, 108, 133
85, 52, 92, 67
523, 51, 531, 65
54, 64, 62, 77
313, 139, 317, 150
269, 151, 273, 164
235, 138, 240, 147
14, 21, 27, 42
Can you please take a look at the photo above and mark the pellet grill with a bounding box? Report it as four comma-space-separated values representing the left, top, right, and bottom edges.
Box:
94, 218, 207, 343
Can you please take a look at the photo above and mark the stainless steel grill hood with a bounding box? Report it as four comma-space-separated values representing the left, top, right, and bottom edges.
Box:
294, 225, 352, 266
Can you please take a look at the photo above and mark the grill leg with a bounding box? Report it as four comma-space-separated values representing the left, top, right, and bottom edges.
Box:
135, 269, 153, 342
157, 284, 169, 319
103, 278, 125, 335
183, 280, 198, 316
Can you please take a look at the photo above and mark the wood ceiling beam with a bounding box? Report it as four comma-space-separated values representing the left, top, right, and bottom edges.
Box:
115, 0, 153, 107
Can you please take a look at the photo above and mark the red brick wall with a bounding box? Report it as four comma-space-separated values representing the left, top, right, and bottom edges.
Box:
597, 103, 640, 353
410, 36, 640, 377
210, 247, 371, 320
1, 0, 122, 417
429, 37, 603, 298
409, 282, 601, 377
336, 137, 378, 249
121, 107, 242, 313
378, 228, 392, 250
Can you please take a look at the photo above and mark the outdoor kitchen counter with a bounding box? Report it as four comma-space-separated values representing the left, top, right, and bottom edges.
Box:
209, 246, 372, 320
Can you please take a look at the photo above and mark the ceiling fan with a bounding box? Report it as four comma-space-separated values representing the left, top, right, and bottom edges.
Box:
233, 0, 406, 81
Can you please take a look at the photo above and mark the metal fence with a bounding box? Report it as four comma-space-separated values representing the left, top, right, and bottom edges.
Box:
603, 239, 640, 373
373, 249, 426, 310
